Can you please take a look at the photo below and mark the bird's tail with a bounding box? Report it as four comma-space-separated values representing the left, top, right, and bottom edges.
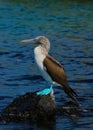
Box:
62, 84, 79, 106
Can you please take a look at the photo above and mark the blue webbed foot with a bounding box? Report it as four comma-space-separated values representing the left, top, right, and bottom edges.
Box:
37, 85, 53, 95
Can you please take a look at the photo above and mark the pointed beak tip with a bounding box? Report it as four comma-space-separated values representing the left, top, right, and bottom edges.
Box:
20, 39, 32, 43
20, 40, 24, 43
20, 38, 36, 44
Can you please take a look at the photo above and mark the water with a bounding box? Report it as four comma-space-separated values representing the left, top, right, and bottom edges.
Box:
0, 0, 93, 129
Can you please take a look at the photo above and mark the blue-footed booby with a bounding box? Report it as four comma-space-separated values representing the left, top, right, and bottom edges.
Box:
21, 36, 78, 104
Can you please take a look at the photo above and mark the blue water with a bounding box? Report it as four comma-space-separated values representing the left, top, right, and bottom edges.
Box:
0, 0, 93, 129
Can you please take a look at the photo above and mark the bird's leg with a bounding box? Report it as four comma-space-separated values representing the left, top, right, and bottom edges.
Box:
50, 84, 53, 90
36, 84, 53, 95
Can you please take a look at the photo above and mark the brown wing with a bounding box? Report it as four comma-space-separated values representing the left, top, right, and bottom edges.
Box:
43, 55, 78, 105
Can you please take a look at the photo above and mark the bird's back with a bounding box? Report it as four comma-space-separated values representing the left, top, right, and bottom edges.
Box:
43, 55, 78, 105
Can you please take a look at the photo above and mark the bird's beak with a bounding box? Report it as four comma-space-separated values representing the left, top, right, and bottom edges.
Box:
21, 38, 36, 43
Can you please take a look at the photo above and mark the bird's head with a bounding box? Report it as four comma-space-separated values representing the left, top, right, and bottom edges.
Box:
21, 36, 50, 53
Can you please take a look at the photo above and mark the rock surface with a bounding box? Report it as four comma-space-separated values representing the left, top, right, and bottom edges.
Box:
0, 91, 79, 123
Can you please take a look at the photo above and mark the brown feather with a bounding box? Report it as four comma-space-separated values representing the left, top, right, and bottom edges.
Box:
43, 55, 79, 105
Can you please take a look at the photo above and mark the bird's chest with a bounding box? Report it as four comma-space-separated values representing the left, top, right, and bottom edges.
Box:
34, 47, 52, 83
34, 47, 45, 71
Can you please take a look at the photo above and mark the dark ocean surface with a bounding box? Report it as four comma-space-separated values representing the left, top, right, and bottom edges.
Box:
0, 0, 93, 129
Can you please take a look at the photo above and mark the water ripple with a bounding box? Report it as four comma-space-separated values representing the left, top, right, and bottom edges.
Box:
70, 79, 93, 83
6, 75, 43, 81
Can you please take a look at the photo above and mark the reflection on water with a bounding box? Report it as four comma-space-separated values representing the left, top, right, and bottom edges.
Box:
0, 0, 93, 129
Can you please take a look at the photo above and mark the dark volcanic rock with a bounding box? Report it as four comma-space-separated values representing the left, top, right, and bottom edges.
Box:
0, 91, 79, 123
0, 92, 56, 123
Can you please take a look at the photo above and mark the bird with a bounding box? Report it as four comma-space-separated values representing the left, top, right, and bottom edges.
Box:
21, 36, 79, 105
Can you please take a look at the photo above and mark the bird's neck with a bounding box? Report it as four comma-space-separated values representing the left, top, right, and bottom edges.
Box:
34, 45, 48, 56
